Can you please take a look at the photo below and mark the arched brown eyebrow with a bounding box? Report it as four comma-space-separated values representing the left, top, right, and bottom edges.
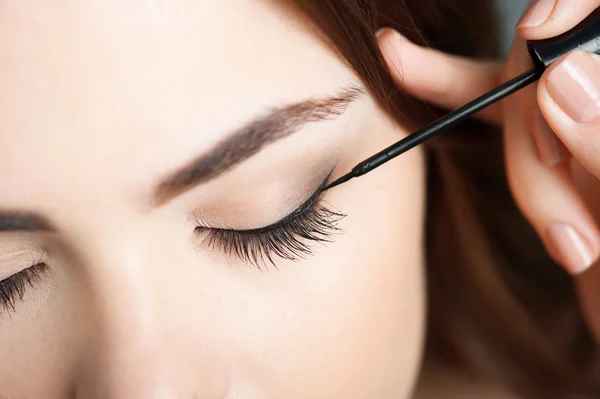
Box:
0, 86, 363, 233
152, 85, 363, 206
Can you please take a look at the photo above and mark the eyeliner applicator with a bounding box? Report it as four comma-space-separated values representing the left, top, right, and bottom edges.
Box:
325, 8, 600, 191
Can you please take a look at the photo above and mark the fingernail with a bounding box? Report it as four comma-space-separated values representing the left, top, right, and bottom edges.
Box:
376, 27, 402, 43
517, 0, 555, 29
376, 28, 405, 69
532, 111, 566, 166
376, 28, 391, 39
547, 52, 600, 124
544, 224, 598, 274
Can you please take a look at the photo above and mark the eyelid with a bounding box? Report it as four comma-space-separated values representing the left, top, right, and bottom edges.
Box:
199, 170, 334, 234
199, 199, 345, 268
0, 248, 48, 280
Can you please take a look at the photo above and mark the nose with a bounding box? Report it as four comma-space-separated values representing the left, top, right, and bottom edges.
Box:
72, 239, 229, 399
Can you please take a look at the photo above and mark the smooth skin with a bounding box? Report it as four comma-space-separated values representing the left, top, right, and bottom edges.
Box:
377, 0, 600, 346
0, 1, 428, 397
3, 0, 596, 397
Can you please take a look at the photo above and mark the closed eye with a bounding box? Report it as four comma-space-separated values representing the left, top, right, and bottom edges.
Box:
194, 174, 346, 269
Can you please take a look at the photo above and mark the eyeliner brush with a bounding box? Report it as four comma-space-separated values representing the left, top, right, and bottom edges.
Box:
324, 8, 600, 191
324, 69, 540, 190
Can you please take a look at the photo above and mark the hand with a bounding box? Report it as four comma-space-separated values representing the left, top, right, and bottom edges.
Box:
377, 3, 600, 276
511, 2, 600, 276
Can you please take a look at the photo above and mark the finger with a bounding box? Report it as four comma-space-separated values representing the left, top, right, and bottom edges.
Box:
538, 51, 600, 177
504, 38, 600, 274
517, 0, 600, 39
376, 28, 502, 125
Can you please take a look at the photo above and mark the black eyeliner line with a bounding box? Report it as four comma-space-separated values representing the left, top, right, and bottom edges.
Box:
204, 169, 335, 235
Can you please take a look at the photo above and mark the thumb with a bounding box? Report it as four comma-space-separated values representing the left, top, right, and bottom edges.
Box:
377, 28, 503, 125
516, 0, 600, 40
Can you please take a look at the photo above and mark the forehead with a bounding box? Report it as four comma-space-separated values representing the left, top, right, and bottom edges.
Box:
0, 0, 354, 205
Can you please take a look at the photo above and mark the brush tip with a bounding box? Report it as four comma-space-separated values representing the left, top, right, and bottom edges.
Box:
323, 172, 354, 191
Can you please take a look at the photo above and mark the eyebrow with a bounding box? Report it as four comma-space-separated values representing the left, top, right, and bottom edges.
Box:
0, 212, 55, 233
0, 86, 363, 233
152, 85, 364, 206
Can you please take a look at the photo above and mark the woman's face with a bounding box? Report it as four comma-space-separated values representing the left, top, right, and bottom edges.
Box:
0, 1, 427, 397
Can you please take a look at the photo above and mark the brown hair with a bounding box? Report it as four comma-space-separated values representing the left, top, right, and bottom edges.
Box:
288, 0, 600, 397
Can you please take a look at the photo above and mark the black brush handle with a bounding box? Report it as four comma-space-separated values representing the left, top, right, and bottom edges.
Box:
325, 7, 600, 191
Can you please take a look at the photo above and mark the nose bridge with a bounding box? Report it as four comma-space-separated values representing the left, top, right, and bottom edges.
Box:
74, 230, 229, 398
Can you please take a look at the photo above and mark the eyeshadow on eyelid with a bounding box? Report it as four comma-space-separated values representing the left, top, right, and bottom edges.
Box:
190, 166, 337, 230
195, 177, 345, 268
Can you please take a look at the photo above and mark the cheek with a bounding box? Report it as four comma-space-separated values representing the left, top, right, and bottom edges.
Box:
221, 145, 427, 398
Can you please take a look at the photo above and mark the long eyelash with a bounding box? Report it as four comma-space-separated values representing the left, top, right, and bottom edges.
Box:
198, 202, 346, 269
0, 263, 48, 313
